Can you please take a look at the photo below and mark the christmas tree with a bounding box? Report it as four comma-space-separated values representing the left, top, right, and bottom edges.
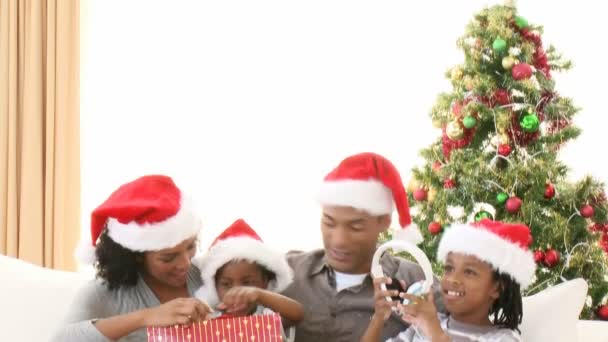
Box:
400, 2, 608, 320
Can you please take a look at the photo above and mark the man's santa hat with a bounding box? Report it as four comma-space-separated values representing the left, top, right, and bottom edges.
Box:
193, 219, 293, 307
316, 152, 423, 244
75, 175, 202, 264
437, 219, 536, 288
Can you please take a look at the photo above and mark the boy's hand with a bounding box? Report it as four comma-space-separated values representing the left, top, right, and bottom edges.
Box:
217, 286, 261, 316
372, 277, 405, 321
398, 291, 446, 340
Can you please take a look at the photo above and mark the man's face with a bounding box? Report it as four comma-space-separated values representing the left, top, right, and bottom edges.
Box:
320, 206, 390, 274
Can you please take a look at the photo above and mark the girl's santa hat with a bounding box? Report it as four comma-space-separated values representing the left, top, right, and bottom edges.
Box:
75, 175, 202, 264
437, 219, 536, 288
317, 152, 422, 244
193, 219, 293, 307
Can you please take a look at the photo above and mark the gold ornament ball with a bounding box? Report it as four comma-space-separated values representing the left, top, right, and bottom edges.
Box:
432, 117, 444, 128
451, 67, 464, 81
428, 187, 437, 203
463, 76, 475, 91
446, 121, 464, 140
502, 56, 517, 70
407, 177, 420, 194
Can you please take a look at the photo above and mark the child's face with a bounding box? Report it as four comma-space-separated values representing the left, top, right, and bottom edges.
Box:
215, 260, 269, 300
440, 252, 500, 324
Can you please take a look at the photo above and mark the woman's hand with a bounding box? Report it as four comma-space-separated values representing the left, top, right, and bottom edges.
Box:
143, 297, 213, 326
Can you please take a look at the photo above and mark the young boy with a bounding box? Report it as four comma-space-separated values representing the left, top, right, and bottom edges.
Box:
193, 219, 303, 330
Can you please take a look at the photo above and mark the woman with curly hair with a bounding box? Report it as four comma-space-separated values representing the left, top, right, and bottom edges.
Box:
51, 175, 211, 341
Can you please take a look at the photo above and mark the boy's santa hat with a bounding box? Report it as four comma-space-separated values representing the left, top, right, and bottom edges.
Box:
317, 152, 422, 244
75, 175, 202, 264
193, 219, 293, 307
437, 219, 536, 289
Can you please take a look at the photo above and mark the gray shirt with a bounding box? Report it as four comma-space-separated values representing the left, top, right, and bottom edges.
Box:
386, 314, 521, 342
50, 266, 202, 342
281, 249, 444, 342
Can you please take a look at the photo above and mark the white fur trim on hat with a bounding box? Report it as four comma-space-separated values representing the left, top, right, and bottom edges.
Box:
107, 196, 202, 252
75, 239, 97, 265
393, 223, 423, 245
437, 223, 536, 289
192, 237, 293, 307
317, 179, 393, 215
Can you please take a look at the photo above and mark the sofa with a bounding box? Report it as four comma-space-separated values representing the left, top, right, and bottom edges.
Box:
1, 254, 607, 341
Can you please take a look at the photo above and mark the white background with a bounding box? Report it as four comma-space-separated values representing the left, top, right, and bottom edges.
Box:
81, 0, 608, 254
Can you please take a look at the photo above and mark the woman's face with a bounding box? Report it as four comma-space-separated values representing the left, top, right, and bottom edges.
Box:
142, 236, 198, 288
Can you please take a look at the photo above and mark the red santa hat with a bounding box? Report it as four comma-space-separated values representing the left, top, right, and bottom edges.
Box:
193, 219, 293, 307
437, 219, 536, 289
317, 152, 422, 244
75, 175, 202, 264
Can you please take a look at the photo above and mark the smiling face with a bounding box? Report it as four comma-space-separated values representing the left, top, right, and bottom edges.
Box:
320, 205, 390, 274
440, 252, 500, 325
141, 236, 198, 288
215, 260, 271, 300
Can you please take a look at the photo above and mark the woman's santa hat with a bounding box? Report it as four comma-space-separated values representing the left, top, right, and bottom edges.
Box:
193, 219, 293, 307
316, 152, 423, 244
75, 175, 202, 264
437, 219, 536, 288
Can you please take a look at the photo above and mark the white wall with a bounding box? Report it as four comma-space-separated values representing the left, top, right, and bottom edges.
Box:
81, 0, 608, 254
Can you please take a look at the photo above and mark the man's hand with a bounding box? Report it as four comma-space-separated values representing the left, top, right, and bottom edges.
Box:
372, 277, 405, 321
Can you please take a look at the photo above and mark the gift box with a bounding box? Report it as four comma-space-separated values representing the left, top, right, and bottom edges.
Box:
147, 313, 283, 342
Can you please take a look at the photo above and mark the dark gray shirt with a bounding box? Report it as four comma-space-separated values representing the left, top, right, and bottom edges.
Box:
281, 249, 443, 342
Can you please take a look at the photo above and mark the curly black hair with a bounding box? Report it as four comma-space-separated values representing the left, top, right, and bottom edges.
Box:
490, 271, 523, 332
95, 229, 144, 290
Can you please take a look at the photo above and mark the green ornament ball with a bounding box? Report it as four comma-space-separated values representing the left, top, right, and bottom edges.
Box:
520, 113, 540, 133
463, 115, 477, 129
492, 38, 507, 53
515, 16, 529, 29
496, 192, 508, 205
474, 210, 494, 222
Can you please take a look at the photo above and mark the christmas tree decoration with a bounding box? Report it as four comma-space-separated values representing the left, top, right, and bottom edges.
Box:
498, 144, 512, 156
444, 178, 457, 189
428, 221, 443, 235
502, 56, 517, 70
533, 250, 545, 264
393, 3, 608, 320
514, 15, 529, 29
506, 196, 522, 213
496, 192, 508, 205
597, 305, 608, 321
462, 115, 477, 129
446, 121, 464, 140
512, 63, 533, 80
492, 38, 507, 53
543, 248, 560, 267
493, 88, 511, 106
474, 210, 493, 221
544, 183, 556, 199
413, 188, 428, 202
581, 204, 595, 218
428, 187, 437, 203
520, 112, 540, 133
451, 66, 464, 81
407, 176, 420, 194
432, 118, 444, 128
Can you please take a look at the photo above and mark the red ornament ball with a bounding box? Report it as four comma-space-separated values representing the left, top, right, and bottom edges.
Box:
544, 183, 555, 199
512, 63, 533, 80
543, 249, 560, 267
493, 89, 511, 106
596, 305, 608, 321
498, 144, 512, 156
444, 178, 457, 189
581, 205, 595, 218
533, 250, 545, 264
428, 222, 443, 235
413, 188, 428, 201
506, 196, 522, 213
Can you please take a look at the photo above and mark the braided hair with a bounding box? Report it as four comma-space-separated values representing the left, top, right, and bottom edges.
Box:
490, 271, 523, 332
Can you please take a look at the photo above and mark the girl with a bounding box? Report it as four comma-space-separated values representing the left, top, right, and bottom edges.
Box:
362, 219, 535, 341
193, 219, 303, 328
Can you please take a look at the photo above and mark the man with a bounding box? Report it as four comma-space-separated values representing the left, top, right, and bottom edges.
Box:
281, 152, 442, 341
